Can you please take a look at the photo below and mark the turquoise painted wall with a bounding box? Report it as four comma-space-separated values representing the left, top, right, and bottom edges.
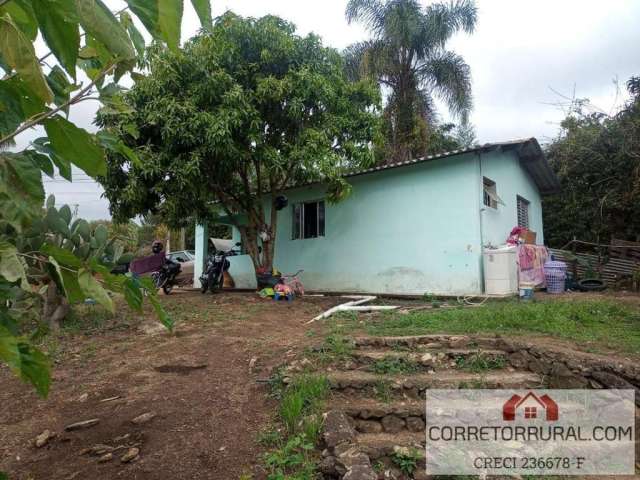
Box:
198, 150, 547, 295
479, 150, 544, 247
269, 153, 482, 295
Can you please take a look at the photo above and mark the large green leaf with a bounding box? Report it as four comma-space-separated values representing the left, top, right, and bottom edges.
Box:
48, 255, 92, 304
16, 341, 50, 397
23, 150, 54, 178
0, 0, 37, 41
78, 267, 114, 313
0, 315, 50, 398
0, 152, 46, 231
43, 116, 106, 178
158, 0, 183, 53
0, 79, 28, 137
46, 65, 76, 110
148, 293, 174, 332
0, 323, 20, 376
32, 137, 72, 181
32, 0, 80, 78
41, 243, 82, 268
190, 0, 211, 29
97, 131, 141, 167
0, 241, 28, 287
119, 11, 145, 58
75, 0, 135, 60
0, 13, 53, 104
123, 277, 143, 311
126, 0, 183, 53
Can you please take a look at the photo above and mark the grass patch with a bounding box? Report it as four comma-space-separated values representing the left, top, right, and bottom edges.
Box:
262, 373, 330, 479
363, 299, 640, 354
373, 379, 393, 403
304, 330, 354, 367
280, 375, 329, 433
454, 353, 506, 372
370, 356, 419, 375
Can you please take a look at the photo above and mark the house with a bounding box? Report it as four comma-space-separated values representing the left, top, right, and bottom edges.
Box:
193, 138, 560, 296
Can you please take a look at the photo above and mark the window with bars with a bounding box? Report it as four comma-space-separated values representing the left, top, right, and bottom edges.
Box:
483, 177, 503, 209
292, 200, 325, 239
517, 196, 530, 228
524, 406, 537, 419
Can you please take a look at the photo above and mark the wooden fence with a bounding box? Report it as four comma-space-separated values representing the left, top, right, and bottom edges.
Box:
548, 248, 639, 285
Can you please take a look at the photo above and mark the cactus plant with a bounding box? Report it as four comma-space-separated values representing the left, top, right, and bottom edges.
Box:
16, 195, 157, 330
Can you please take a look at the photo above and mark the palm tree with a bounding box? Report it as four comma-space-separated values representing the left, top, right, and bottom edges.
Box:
345, 0, 477, 162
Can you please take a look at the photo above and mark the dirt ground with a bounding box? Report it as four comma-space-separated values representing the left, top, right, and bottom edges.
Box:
0, 291, 341, 480
2, 290, 639, 480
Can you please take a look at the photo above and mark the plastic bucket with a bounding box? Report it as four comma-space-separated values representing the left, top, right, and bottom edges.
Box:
519, 282, 535, 300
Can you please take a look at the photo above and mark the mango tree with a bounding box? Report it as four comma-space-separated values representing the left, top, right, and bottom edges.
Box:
99, 13, 381, 275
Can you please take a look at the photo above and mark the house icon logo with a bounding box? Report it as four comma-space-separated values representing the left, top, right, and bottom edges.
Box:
503, 391, 559, 421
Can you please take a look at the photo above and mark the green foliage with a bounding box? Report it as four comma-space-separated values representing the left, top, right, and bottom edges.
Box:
99, 12, 380, 273
264, 434, 317, 480
0, 0, 202, 398
371, 355, 419, 375
264, 373, 328, 480
0, 13, 53, 103
543, 77, 640, 247
43, 116, 106, 178
345, 0, 477, 161
390, 447, 421, 475
0, 195, 175, 395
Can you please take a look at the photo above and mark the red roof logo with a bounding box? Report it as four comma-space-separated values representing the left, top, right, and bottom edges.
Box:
503, 391, 559, 421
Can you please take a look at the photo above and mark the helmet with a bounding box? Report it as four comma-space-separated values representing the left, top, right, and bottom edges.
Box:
152, 240, 163, 254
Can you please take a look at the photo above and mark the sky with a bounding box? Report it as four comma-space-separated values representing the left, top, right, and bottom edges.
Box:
15, 0, 640, 220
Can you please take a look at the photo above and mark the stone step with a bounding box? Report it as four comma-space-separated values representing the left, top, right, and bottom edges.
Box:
351, 348, 508, 369
332, 396, 425, 419
353, 334, 503, 350
327, 369, 543, 395
356, 432, 426, 461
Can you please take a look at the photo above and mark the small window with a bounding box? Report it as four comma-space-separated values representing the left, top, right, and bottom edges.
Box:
517, 195, 530, 228
524, 406, 537, 419
292, 200, 325, 239
483, 177, 503, 209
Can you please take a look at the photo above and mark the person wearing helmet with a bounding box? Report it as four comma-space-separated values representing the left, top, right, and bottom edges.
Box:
130, 239, 167, 275
152, 240, 163, 255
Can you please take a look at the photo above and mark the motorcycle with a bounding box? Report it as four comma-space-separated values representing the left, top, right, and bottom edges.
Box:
152, 259, 181, 295
200, 242, 241, 294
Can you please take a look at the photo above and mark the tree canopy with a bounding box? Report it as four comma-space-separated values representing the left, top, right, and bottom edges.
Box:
543, 76, 640, 248
344, 0, 477, 162
100, 13, 381, 272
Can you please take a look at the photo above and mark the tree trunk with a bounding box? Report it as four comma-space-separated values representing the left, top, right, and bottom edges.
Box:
43, 282, 69, 331
239, 203, 279, 277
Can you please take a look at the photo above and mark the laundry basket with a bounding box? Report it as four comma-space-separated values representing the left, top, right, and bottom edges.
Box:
544, 259, 567, 294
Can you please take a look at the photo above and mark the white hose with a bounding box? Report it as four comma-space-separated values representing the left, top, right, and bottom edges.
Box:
307, 295, 398, 323
457, 294, 490, 306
